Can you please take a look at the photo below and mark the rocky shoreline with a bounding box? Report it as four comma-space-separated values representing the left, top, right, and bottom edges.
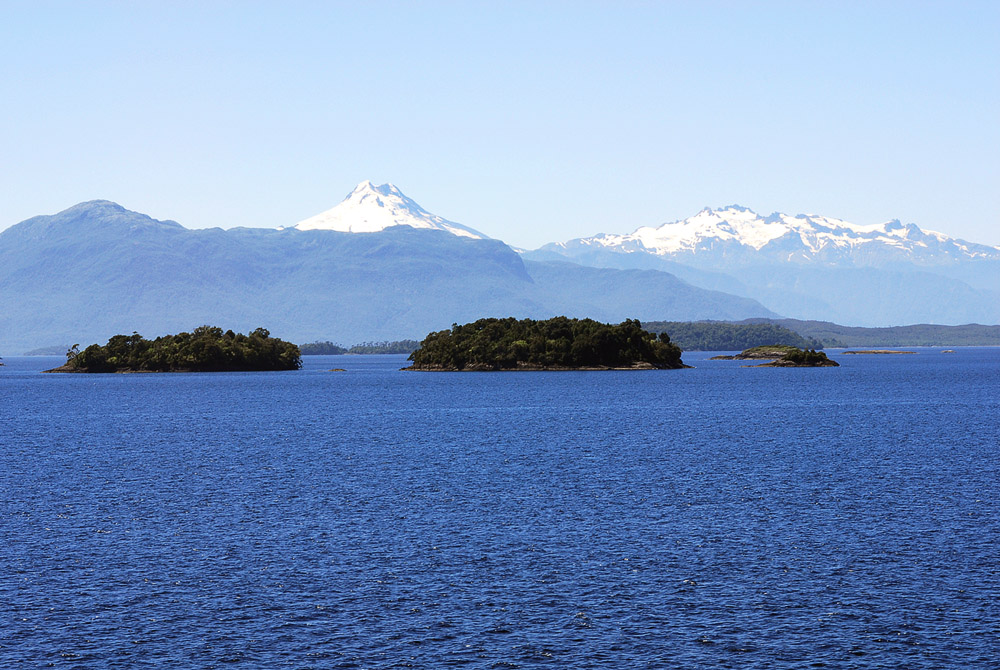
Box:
750, 358, 839, 368
712, 344, 839, 368
710, 345, 802, 361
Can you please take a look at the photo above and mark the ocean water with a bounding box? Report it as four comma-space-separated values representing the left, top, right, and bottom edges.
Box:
1, 350, 998, 668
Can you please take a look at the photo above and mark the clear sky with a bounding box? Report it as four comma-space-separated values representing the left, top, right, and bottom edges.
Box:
1, 1, 997, 248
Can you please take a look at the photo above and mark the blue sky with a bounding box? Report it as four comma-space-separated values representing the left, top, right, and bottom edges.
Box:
1, 1, 997, 248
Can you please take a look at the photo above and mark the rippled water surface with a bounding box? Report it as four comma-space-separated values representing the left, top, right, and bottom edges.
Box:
2, 350, 999, 668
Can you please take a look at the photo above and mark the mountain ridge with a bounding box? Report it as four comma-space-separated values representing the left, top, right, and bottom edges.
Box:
526, 204, 1000, 326
538, 204, 1000, 267
0, 199, 775, 353
4, 188, 999, 353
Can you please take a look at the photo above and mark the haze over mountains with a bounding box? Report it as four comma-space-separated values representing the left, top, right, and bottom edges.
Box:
539, 205, 1000, 265
2, 181, 998, 353
528, 205, 1000, 326
0, 184, 774, 353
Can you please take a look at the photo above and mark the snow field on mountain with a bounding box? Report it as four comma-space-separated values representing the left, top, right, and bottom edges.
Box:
295, 181, 486, 239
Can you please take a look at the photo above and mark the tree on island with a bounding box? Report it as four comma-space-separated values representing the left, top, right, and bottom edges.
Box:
770, 348, 837, 366
56, 326, 301, 372
710, 345, 839, 366
407, 317, 684, 370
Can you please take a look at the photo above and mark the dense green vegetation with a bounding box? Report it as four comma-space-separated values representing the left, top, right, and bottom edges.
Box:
642, 320, 823, 351
300, 339, 421, 355
645, 318, 1000, 348
407, 317, 684, 370
770, 348, 838, 367
59, 326, 301, 372
711, 344, 838, 366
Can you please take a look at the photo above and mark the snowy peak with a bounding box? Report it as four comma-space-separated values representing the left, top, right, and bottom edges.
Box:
635, 205, 788, 253
553, 205, 1000, 266
294, 181, 487, 239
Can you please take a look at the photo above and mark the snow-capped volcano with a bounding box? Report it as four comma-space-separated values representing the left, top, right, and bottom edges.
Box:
295, 181, 487, 239
546, 205, 1000, 266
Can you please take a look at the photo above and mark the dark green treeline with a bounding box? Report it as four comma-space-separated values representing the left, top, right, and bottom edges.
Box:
408, 317, 683, 370
66, 326, 301, 372
642, 320, 824, 351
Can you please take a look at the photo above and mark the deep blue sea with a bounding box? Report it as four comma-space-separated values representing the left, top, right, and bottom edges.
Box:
2, 349, 998, 668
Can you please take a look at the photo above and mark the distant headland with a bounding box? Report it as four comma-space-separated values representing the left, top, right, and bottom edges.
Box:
405, 317, 685, 371
299, 340, 420, 355
642, 321, 825, 351
44, 326, 301, 373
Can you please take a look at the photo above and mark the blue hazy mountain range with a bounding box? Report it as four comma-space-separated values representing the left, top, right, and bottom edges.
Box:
4, 182, 999, 354
527, 205, 1000, 326
0, 200, 775, 352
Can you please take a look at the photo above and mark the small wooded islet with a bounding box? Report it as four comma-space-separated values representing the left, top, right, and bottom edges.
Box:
52, 326, 301, 372
406, 317, 684, 370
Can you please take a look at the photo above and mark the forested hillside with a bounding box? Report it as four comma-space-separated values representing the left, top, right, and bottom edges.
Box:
643, 321, 823, 351
741, 319, 1000, 347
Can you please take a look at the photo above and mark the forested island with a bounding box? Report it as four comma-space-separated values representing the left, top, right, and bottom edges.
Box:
712, 345, 838, 367
755, 348, 839, 367
643, 321, 824, 351
45, 326, 301, 373
710, 345, 804, 360
406, 317, 684, 371
300, 339, 420, 355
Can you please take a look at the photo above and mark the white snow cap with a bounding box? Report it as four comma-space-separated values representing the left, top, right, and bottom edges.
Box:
295, 181, 487, 239
578, 205, 999, 259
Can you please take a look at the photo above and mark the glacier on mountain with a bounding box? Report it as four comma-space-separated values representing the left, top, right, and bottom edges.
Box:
3, 187, 998, 344
525, 204, 1000, 326
0, 197, 779, 353
549, 205, 1000, 266
295, 181, 487, 239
